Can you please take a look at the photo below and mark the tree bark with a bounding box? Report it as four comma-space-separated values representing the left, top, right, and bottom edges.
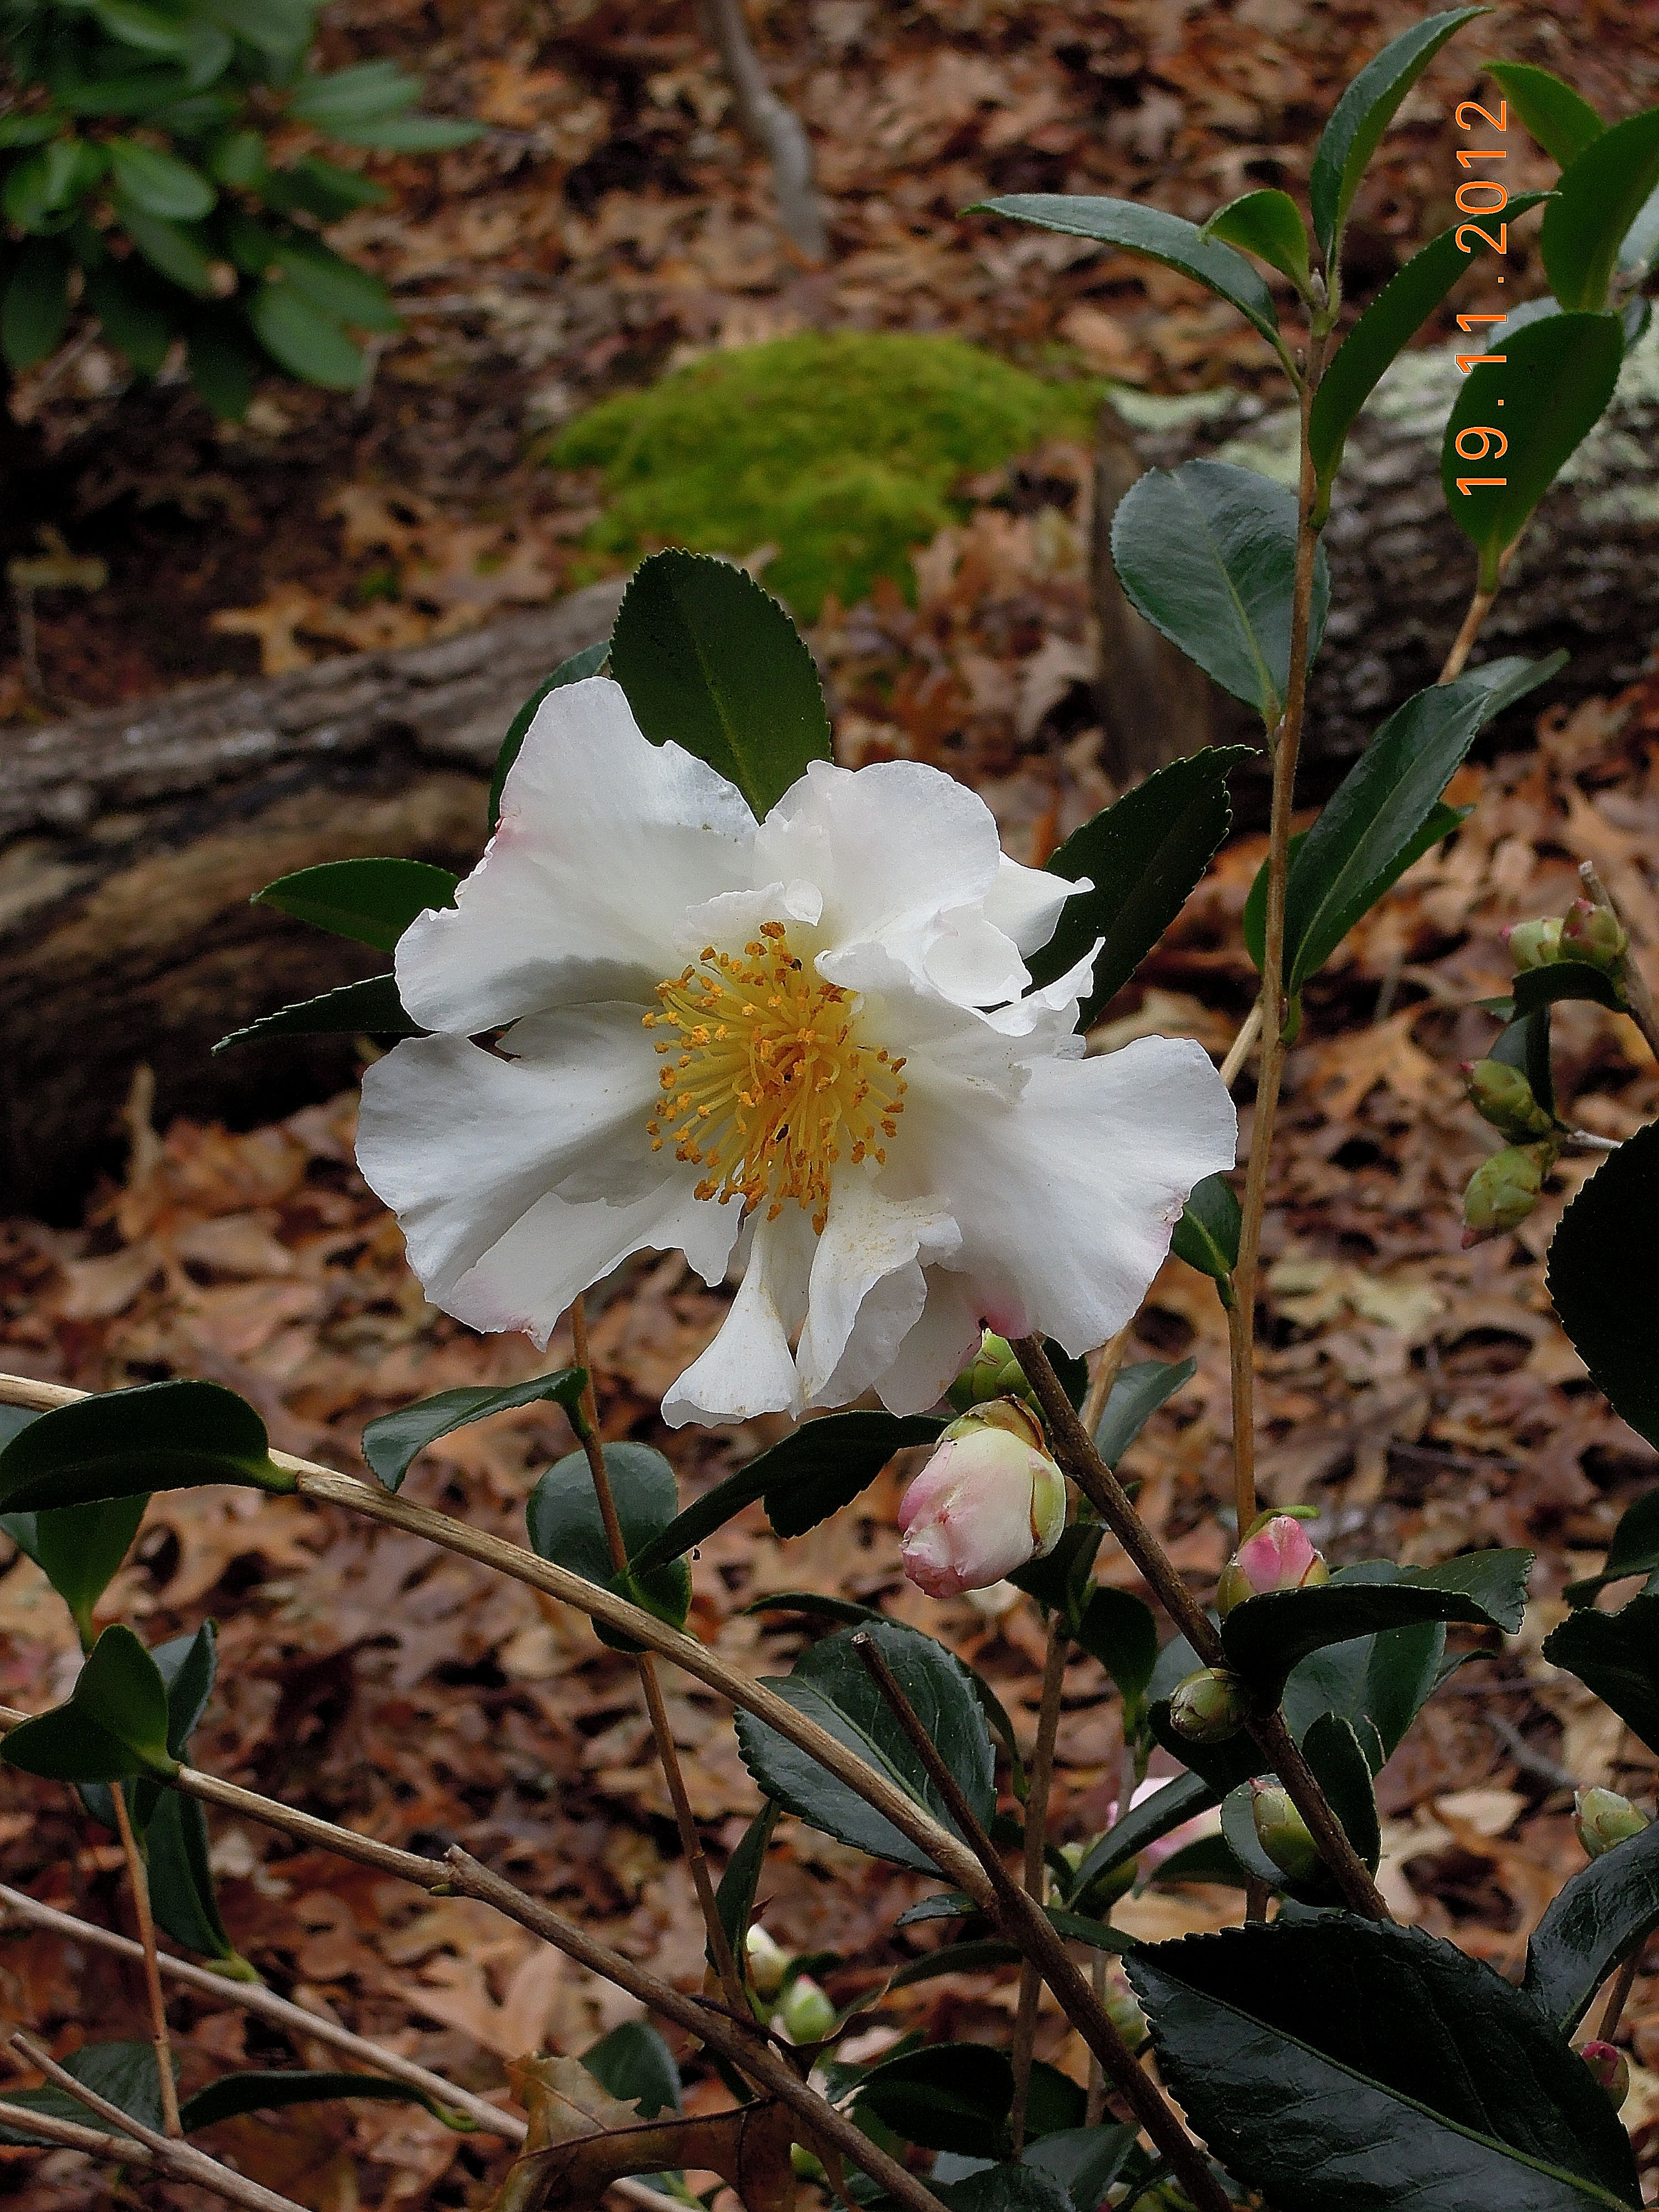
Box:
0, 578, 623, 1216
1092, 323, 1659, 780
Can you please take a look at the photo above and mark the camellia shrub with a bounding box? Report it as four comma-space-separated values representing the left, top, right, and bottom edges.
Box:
0, 0, 479, 416
551, 330, 1099, 617
4, 14, 1659, 2212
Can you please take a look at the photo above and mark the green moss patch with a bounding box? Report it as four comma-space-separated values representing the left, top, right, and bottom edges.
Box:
550, 332, 1097, 618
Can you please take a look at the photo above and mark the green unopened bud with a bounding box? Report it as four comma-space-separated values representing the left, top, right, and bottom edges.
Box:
1462, 1058, 1554, 1141
1505, 916, 1563, 971
1574, 1787, 1650, 1860
791, 2143, 827, 2182
1167, 1666, 1249, 1744
778, 1975, 836, 2044
1580, 2040, 1630, 2110
1250, 1780, 1322, 1886
1103, 1961, 1147, 2051
745, 1923, 791, 2001
953, 1330, 1034, 1410
1462, 1142, 1553, 1246
1561, 897, 1627, 975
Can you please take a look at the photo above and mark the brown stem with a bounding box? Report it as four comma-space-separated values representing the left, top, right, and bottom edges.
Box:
1438, 585, 1496, 683
1580, 860, 1659, 1066
1011, 1339, 1389, 1922
0, 1883, 524, 2142
700, 0, 828, 259
1225, 1293, 1256, 1538
109, 1786, 181, 2137
1084, 1951, 1108, 2126
851, 1633, 1233, 2212
1597, 1948, 1643, 2043
7, 2031, 307, 2212
446, 1852, 947, 2212
1010, 1618, 1067, 2151
1218, 1000, 1264, 1091
568, 1299, 746, 2011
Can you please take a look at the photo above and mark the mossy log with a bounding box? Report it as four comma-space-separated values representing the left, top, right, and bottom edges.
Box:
0, 578, 623, 1214
1092, 324, 1659, 780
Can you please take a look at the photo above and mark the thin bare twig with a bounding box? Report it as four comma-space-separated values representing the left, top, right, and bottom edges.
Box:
7, 2031, 307, 2212
0, 1883, 524, 2142
850, 1632, 1233, 2212
1219, 1000, 1263, 1090
1078, 1325, 1133, 1437
1010, 1618, 1067, 2151
568, 1296, 746, 2012
1597, 1948, 1644, 2044
1438, 586, 1496, 684
700, 0, 828, 259
109, 1787, 181, 2136
0, 2094, 142, 2161
1225, 1293, 1256, 1539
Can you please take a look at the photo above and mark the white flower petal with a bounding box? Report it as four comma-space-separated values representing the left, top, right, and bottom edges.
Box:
662, 1207, 816, 1426
902, 1034, 1237, 1355
677, 879, 823, 950
875, 1269, 985, 1415
983, 852, 1084, 956
396, 677, 755, 1033
797, 1171, 961, 1405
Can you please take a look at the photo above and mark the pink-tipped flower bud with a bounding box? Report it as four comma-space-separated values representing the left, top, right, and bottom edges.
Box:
1166, 1666, 1250, 1745
1461, 1141, 1553, 1246
1574, 1787, 1650, 1860
1580, 2041, 1630, 2110
898, 1398, 1066, 1599
1561, 897, 1627, 975
1504, 916, 1563, 971
1217, 1514, 1330, 1615
1463, 1058, 1554, 1142
744, 1923, 791, 2001
777, 1975, 836, 2044
1250, 1780, 1322, 1886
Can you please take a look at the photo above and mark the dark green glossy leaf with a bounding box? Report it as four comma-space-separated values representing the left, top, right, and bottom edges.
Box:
254, 859, 458, 953
1548, 1119, 1659, 1453
1445, 313, 1624, 588
1543, 1597, 1659, 1756
630, 1411, 943, 1577
1170, 1175, 1239, 1287
581, 2022, 681, 2120
107, 136, 215, 218
364, 1369, 584, 1491
1302, 1710, 1380, 1874
84, 260, 173, 374
0, 2041, 165, 2146
1202, 188, 1310, 285
1062, 1772, 1214, 1901
1023, 2124, 1139, 2212
734, 1619, 994, 1873
854, 2043, 1013, 2158
1308, 199, 1548, 492
1525, 1820, 1659, 2032
1219, 1781, 1283, 1888
936, 2167, 1073, 2212
0, 1492, 148, 1647
1565, 1489, 1659, 1605
1282, 656, 1562, 998
1, 238, 71, 370
1073, 1586, 1159, 1709
4, 1624, 176, 1782
745, 1590, 884, 1626
288, 61, 420, 126
1511, 960, 1627, 1016
145, 1788, 248, 1968
1009, 1521, 1104, 1622
215, 972, 420, 1052
181, 2070, 468, 2133
1220, 1551, 1531, 1705
1031, 747, 1249, 1026
1129, 1918, 1641, 2211
113, 200, 216, 293
1310, 10, 1486, 259
971, 195, 1281, 346
248, 281, 364, 389
713, 1802, 778, 1980
489, 640, 611, 827
1110, 464, 1328, 724
609, 549, 832, 820
1542, 106, 1659, 311
1095, 1356, 1198, 1470
527, 1444, 691, 1642
1486, 63, 1604, 168
0, 1379, 289, 1512
268, 237, 400, 332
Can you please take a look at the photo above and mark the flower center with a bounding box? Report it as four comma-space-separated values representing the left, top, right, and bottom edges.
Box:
644, 921, 906, 1233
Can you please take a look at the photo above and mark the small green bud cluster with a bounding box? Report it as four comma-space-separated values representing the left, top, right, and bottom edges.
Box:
951, 1329, 1036, 1411
744, 1924, 837, 2044
1573, 1787, 1650, 1860
1461, 1139, 1558, 1248
1462, 1058, 1554, 1142
1167, 1666, 1250, 1744
1504, 899, 1627, 979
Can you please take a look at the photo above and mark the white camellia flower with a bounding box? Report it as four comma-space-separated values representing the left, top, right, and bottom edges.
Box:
356, 677, 1236, 1426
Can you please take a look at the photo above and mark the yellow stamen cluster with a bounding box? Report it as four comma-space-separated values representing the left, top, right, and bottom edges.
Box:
644, 921, 906, 1233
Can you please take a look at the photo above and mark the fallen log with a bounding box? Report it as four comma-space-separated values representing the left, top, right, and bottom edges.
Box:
1092, 322, 1659, 779
0, 578, 623, 1215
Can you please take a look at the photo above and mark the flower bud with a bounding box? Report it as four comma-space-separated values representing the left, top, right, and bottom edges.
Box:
1166, 1666, 1249, 1744
1250, 1780, 1323, 1886
1561, 897, 1627, 975
898, 1397, 1066, 1598
1504, 917, 1563, 971
1580, 2040, 1630, 2110
1574, 1787, 1650, 1860
1102, 1960, 1147, 2051
777, 1974, 836, 2044
1059, 1837, 1137, 1915
1462, 1058, 1554, 1142
745, 1923, 791, 2001
1217, 1514, 1330, 1615
956, 1330, 1032, 1408
1461, 1141, 1552, 1246
791, 2143, 827, 2182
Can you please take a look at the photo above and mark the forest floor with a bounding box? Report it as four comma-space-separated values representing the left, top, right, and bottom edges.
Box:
3, 3, 1659, 2208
